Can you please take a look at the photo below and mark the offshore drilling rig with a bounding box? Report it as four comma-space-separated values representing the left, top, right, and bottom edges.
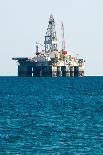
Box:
12, 15, 84, 77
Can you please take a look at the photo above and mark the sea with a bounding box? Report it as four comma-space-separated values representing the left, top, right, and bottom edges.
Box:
0, 76, 103, 155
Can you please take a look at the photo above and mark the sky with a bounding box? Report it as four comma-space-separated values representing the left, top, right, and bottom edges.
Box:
0, 0, 103, 76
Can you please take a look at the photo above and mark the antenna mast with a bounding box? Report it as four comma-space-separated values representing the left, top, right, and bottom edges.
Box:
61, 21, 65, 51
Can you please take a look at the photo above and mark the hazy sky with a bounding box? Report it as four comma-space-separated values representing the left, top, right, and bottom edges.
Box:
0, 0, 103, 76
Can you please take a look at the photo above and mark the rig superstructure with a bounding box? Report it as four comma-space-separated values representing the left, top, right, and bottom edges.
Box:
12, 15, 84, 77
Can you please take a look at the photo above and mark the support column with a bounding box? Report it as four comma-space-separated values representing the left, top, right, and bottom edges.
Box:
70, 66, 74, 77
33, 66, 41, 77
18, 65, 28, 77
78, 66, 84, 77
74, 66, 79, 77
52, 66, 57, 77
57, 66, 62, 77
66, 66, 70, 77
26, 66, 32, 77
61, 66, 66, 77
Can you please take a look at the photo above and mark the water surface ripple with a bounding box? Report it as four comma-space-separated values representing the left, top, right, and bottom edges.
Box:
0, 77, 103, 154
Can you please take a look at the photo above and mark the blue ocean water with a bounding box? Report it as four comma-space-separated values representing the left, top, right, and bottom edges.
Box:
0, 77, 103, 155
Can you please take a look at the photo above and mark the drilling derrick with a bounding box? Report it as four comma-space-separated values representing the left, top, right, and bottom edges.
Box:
44, 14, 58, 52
